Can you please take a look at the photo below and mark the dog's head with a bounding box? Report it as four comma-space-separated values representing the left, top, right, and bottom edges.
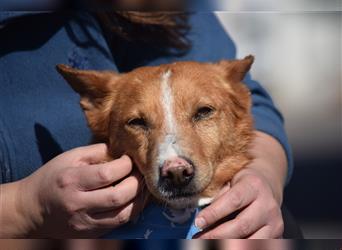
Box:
57, 56, 254, 208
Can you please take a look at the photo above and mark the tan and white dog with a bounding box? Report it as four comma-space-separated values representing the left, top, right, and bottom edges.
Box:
56, 56, 254, 209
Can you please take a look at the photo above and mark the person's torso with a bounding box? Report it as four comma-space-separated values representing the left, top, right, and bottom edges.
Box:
0, 11, 234, 238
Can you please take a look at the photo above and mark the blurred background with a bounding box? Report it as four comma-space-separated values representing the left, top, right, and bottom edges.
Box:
216, 0, 341, 239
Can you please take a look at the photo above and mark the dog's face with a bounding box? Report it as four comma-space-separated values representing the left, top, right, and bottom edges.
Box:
57, 57, 254, 208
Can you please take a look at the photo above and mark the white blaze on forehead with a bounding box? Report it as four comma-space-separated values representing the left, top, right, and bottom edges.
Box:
157, 70, 180, 165
161, 70, 175, 133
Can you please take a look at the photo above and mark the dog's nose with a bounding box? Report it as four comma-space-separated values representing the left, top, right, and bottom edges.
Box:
160, 157, 194, 187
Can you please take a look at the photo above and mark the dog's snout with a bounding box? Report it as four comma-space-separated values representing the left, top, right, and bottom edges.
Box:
161, 157, 194, 187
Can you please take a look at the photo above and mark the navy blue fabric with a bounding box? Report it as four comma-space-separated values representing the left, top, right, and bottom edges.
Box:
0, 12, 117, 182
0, 10, 293, 241
102, 202, 201, 239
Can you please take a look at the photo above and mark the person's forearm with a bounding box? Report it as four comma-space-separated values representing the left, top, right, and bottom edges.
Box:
0, 179, 41, 238
234, 131, 288, 204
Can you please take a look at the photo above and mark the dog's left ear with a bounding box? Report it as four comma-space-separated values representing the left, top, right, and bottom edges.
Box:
217, 56, 254, 116
56, 64, 119, 140
218, 55, 254, 83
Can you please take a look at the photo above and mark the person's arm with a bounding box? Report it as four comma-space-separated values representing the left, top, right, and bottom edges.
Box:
0, 180, 37, 237
0, 144, 146, 238
244, 75, 293, 184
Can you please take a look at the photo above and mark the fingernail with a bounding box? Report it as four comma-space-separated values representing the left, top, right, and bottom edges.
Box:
120, 155, 129, 160
195, 217, 206, 230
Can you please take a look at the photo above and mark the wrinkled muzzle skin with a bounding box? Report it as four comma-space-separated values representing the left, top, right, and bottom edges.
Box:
56, 56, 254, 209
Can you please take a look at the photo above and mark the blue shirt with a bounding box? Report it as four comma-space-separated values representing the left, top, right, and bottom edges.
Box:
0, 10, 293, 240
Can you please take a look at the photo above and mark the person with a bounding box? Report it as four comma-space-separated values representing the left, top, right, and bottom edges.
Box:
0, 0, 295, 241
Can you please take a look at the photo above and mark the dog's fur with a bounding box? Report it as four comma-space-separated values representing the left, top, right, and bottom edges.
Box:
56, 56, 254, 209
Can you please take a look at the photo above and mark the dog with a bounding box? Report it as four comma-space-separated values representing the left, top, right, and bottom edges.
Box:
56, 56, 254, 210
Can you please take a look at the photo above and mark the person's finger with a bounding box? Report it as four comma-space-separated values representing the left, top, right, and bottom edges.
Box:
214, 182, 231, 200
196, 200, 267, 239
248, 225, 272, 239
195, 179, 257, 230
77, 155, 133, 190
71, 143, 110, 164
89, 192, 148, 228
82, 172, 144, 212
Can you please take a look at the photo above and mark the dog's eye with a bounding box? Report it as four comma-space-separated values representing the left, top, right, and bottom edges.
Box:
193, 106, 215, 121
127, 117, 149, 130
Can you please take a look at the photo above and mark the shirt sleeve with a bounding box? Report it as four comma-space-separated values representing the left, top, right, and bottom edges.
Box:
244, 74, 294, 184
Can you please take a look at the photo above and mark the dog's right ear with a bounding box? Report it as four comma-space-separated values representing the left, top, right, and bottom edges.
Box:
217, 55, 254, 84
56, 64, 118, 101
56, 64, 119, 141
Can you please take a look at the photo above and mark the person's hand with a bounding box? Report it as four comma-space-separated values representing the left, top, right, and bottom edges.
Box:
194, 167, 284, 239
9, 144, 147, 238
194, 131, 287, 239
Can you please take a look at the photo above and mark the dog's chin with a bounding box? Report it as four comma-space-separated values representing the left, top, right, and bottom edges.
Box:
147, 186, 201, 209
162, 195, 199, 209
155, 187, 203, 209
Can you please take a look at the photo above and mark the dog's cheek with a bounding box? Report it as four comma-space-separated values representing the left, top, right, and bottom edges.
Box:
121, 132, 147, 173
109, 127, 144, 166
138, 141, 161, 199
134, 136, 151, 172
182, 123, 216, 188
146, 133, 163, 184
196, 120, 221, 162
133, 132, 160, 184
108, 128, 125, 159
